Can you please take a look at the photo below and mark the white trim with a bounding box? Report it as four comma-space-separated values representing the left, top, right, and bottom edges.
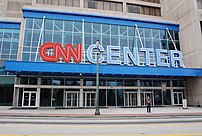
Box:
35, 16, 46, 62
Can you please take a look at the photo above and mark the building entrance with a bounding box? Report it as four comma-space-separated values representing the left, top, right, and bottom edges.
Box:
84, 92, 96, 107
154, 89, 163, 105
174, 92, 183, 105
64, 91, 79, 108
124, 91, 137, 107
141, 91, 153, 106
22, 91, 37, 107
107, 89, 124, 107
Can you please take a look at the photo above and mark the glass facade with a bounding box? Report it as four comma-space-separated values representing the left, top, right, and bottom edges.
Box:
127, 4, 161, 16
22, 18, 180, 66
16, 76, 185, 107
0, 23, 20, 106
36, 0, 80, 7
84, 0, 123, 12
0, 28, 19, 61
3, 10, 188, 108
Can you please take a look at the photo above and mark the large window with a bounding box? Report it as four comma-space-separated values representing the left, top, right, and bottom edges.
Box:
140, 0, 160, 3
84, 0, 123, 12
36, 0, 80, 7
0, 28, 19, 61
127, 4, 161, 16
22, 17, 179, 66
197, 0, 202, 9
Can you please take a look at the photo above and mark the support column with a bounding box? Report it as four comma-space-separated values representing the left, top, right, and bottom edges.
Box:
36, 77, 41, 107
32, 0, 36, 5
170, 80, 174, 105
123, 0, 127, 13
17, 17, 26, 61
137, 79, 141, 106
79, 77, 84, 107
12, 76, 20, 108
80, 0, 84, 8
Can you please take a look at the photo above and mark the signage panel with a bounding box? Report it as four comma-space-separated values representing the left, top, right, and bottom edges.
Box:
39, 42, 184, 68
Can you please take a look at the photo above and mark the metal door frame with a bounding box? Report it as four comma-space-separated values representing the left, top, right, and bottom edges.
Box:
84, 92, 96, 107
173, 92, 183, 105
141, 92, 154, 106
22, 91, 37, 107
124, 92, 138, 107
63, 91, 79, 108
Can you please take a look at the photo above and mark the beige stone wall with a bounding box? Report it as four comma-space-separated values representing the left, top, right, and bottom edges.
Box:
0, 0, 31, 18
161, 0, 202, 106
161, 0, 201, 68
186, 77, 202, 106
23, 4, 173, 25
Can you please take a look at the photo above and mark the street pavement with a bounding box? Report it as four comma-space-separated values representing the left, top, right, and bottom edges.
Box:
0, 106, 202, 136
0, 106, 202, 117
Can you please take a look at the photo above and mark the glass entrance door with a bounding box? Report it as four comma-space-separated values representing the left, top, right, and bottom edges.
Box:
106, 89, 124, 107
22, 91, 37, 107
141, 91, 153, 106
154, 90, 163, 105
174, 92, 183, 105
124, 92, 137, 107
84, 92, 96, 107
64, 92, 79, 108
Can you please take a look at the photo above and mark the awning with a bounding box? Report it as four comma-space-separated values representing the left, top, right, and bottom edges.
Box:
0, 61, 5, 70
0, 76, 14, 85
4, 61, 202, 77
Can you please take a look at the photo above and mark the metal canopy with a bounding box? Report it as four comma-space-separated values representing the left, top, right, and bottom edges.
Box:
5, 61, 202, 77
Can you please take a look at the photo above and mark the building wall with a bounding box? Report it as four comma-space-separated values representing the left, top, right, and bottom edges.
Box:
161, 0, 202, 106
29, 0, 163, 22
186, 77, 202, 106
161, 0, 202, 68
1, 0, 201, 107
0, 0, 31, 18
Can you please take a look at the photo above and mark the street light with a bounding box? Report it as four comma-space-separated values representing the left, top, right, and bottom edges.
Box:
95, 40, 100, 115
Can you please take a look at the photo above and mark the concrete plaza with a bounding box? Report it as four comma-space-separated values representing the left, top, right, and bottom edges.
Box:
0, 106, 202, 117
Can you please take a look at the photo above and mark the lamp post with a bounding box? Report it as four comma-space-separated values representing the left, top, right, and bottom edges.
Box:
95, 40, 100, 115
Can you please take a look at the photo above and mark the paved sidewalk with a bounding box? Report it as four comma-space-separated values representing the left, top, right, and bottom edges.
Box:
0, 106, 202, 117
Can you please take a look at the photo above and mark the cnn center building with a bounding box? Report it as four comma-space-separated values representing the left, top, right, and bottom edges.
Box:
1, 0, 202, 108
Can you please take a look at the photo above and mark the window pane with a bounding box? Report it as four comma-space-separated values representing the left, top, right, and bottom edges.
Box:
54, 20, 63, 31
110, 2, 117, 11
26, 18, 33, 29
97, 1, 103, 10
37, 0, 44, 4
88, 1, 97, 9
66, 0, 73, 6
117, 3, 123, 12
73, 0, 80, 7
104, 2, 110, 10
155, 8, 161, 16
64, 21, 73, 31
45, 19, 53, 30
59, 0, 65, 6
52, 0, 59, 5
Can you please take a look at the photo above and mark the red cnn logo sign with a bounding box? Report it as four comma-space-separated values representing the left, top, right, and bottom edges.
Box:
39, 42, 82, 63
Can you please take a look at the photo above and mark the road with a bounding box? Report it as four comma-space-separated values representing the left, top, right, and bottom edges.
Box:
0, 116, 202, 136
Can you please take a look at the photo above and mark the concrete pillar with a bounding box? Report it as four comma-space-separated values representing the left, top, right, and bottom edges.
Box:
170, 80, 174, 105
12, 76, 20, 108
32, 0, 36, 5
137, 79, 141, 106
79, 77, 84, 107
80, 0, 84, 8
17, 18, 25, 61
36, 77, 41, 107
123, 0, 127, 13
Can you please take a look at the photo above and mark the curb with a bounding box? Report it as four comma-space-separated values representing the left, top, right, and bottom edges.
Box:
0, 112, 202, 118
